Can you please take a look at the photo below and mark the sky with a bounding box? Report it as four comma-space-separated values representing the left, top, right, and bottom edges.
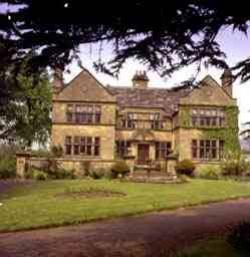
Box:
64, 28, 250, 130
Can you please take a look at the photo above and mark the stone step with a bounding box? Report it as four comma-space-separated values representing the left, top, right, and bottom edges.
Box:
132, 170, 170, 178
128, 176, 176, 184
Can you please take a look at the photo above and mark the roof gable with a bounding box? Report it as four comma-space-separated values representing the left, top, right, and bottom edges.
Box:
55, 69, 116, 102
180, 75, 237, 106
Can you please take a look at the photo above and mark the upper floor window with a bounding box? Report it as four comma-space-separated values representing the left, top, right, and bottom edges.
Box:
191, 139, 224, 160
150, 113, 164, 129
120, 112, 164, 130
66, 104, 101, 124
65, 136, 100, 156
116, 140, 131, 158
191, 108, 225, 128
155, 142, 172, 160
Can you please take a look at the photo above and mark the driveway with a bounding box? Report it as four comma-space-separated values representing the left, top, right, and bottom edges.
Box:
1, 198, 250, 257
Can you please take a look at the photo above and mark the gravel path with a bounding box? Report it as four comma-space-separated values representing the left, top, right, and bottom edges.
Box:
1, 198, 250, 257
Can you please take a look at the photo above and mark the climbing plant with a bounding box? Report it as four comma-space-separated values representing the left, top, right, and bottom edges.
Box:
202, 106, 240, 154
178, 105, 240, 154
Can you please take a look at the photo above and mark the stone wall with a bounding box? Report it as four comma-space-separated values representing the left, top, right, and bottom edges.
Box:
52, 124, 116, 160
52, 102, 116, 125
16, 154, 117, 178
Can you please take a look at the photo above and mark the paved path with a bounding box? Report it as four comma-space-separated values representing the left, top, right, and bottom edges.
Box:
1, 198, 250, 257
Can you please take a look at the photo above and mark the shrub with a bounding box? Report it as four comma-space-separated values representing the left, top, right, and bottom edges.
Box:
24, 168, 34, 179
175, 159, 195, 177
198, 165, 221, 180
221, 152, 249, 176
51, 145, 63, 157
227, 221, 250, 254
89, 168, 105, 179
42, 158, 75, 179
33, 170, 48, 181
56, 168, 76, 179
80, 161, 92, 176
30, 149, 52, 158
0, 147, 16, 179
111, 161, 130, 178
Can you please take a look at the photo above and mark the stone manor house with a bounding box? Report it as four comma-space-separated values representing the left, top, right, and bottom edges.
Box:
51, 68, 238, 173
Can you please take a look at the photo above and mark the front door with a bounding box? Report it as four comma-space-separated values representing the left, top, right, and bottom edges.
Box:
137, 144, 150, 165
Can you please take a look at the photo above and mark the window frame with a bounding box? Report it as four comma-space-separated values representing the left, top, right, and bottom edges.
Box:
155, 141, 171, 160
66, 104, 102, 124
191, 139, 224, 161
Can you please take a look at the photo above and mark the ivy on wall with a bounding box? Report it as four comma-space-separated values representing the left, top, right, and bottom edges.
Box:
178, 105, 240, 154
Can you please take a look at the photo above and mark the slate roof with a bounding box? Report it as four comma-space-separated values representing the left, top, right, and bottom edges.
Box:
107, 85, 191, 116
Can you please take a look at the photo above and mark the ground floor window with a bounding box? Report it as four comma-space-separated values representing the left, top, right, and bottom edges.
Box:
191, 139, 224, 160
116, 140, 131, 158
155, 141, 171, 160
65, 136, 100, 156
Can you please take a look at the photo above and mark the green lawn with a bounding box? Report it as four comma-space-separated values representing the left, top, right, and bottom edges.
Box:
1, 179, 250, 232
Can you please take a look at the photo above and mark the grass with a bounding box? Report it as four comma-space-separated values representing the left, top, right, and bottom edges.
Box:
1, 179, 250, 231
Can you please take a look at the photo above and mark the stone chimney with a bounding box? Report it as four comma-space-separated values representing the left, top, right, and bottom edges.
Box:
221, 69, 234, 97
132, 70, 149, 89
53, 68, 64, 94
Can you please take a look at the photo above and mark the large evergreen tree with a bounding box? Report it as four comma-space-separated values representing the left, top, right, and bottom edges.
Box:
0, 1, 250, 80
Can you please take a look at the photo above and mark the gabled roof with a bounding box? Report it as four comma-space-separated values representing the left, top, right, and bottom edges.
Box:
54, 69, 116, 103
107, 85, 191, 116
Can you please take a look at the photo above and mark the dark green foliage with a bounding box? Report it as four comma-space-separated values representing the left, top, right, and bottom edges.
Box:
179, 106, 240, 157
198, 165, 221, 180
0, 146, 16, 179
202, 106, 240, 155
30, 149, 52, 158
33, 170, 48, 181
89, 168, 105, 180
221, 152, 249, 176
0, 55, 52, 148
175, 159, 195, 176
51, 145, 63, 158
111, 161, 130, 178
227, 221, 250, 256
1, 2, 250, 81
42, 158, 75, 179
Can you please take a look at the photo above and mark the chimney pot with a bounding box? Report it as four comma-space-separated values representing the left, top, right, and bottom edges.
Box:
53, 68, 64, 94
221, 69, 234, 97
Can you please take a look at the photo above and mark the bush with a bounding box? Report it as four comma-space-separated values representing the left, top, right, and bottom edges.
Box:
42, 158, 76, 179
0, 146, 16, 179
80, 161, 92, 177
24, 168, 34, 179
30, 149, 52, 158
221, 152, 249, 176
33, 170, 48, 181
51, 145, 63, 157
198, 165, 221, 180
175, 159, 195, 177
56, 168, 76, 179
111, 161, 130, 178
89, 168, 105, 179
227, 221, 250, 254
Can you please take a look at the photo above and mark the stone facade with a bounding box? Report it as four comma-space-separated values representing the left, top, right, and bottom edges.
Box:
51, 68, 238, 173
